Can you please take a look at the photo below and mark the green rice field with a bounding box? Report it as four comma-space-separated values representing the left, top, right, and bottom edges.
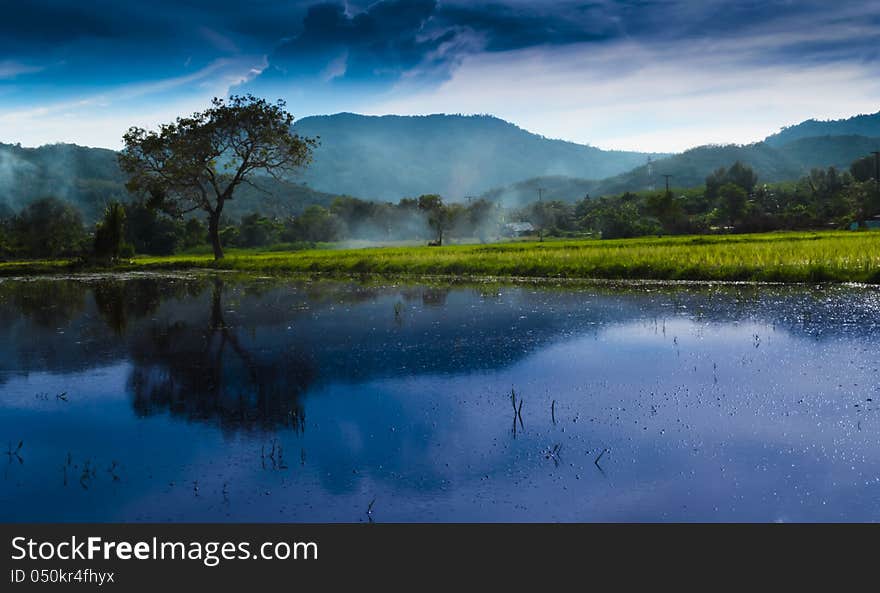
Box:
2, 230, 879, 283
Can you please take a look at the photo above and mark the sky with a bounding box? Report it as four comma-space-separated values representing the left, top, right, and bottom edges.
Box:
1, 0, 879, 152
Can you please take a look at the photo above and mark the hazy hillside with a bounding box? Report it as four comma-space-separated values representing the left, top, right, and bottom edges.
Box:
4, 112, 880, 219
0, 143, 344, 223
765, 111, 880, 147
482, 134, 880, 204
292, 113, 663, 200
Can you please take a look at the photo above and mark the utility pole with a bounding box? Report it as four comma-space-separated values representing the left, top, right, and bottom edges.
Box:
872, 150, 880, 191
536, 188, 546, 242
662, 174, 673, 194
872, 151, 880, 224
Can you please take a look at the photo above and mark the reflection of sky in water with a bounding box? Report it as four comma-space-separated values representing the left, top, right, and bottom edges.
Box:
1, 276, 879, 522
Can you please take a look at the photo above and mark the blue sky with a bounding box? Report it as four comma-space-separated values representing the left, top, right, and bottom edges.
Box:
1, 0, 879, 151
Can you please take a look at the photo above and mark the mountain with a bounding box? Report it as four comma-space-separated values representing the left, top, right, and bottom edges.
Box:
483, 134, 880, 204
0, 142, 345, 223
291, 113, 664, 200
4, 111, 880, 219
0, 143, 129, 222
765, 111, 880, 147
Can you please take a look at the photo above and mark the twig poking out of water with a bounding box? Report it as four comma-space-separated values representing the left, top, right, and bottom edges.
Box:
262, 439, 287, 470
367, 498, 376, 523
278, 444, 288, 470
510, 388, 519, 437
517, 400, 524, 430
222, 482, 229, 503
79, 460, 92, 490
594, 448, 608, 468
301, 448, 306, 466
545, 443, 563, 467
107, 461, 120, 482
56, 392, 68, 402
193, 481, 200, 496
551, 400, 557, 425
6, 441, 23, 465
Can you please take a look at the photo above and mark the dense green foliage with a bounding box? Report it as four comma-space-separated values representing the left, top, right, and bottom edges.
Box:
119, 95, 317, 259
93, 202, 132, 261
573, 160, 880, 238
2, 197, 88, 258
3, 155, 879, 263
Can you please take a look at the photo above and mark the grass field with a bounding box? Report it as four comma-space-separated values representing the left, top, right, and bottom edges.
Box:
2, 230, 880, 283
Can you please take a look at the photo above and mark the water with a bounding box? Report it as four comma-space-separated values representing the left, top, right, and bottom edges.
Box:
1, 273, 879, 522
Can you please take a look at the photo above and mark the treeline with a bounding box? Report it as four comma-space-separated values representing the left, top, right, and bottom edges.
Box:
0, 194, 504, 260
2, 154, 878, 261
573, 156, 880, 238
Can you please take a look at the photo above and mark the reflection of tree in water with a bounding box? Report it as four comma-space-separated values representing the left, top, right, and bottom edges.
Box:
126, 278, 315, 434
397, 286, 450, 307
0, 280, 87, 328
93, 278, 204, 334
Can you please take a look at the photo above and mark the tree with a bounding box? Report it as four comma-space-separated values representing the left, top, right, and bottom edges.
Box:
182, 218, 206, 249
93, 202, 131, 261
11, 197, 86, 258
417, 194, 454, 245
237, 212, 281, 247
727, 161, 758, 195
718, 183, 748, 228
282, 205, 341, 243
119, 95, 317, 260
645, 190, 685, 233
706, 162, 757, 199
124, 202, 180, 255
850, 154, 875, 183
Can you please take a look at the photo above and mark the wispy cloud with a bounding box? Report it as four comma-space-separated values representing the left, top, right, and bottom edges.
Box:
2, 1, 879, 150
361, 5, 880, 151
0, 60, 45, 80
0, 56, 267, 147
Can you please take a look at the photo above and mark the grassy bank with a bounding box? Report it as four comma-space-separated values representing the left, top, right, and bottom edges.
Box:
2, 230, 879, 283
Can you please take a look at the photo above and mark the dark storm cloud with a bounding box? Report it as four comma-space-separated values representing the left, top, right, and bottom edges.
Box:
5, 1, 878, 71
250, 0, 880, 88
253, 0, 623, 86
433, 2, 617, 51
262, 0, 453, 82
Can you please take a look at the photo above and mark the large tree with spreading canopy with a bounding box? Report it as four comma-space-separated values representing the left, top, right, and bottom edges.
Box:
119, 95, 317, 259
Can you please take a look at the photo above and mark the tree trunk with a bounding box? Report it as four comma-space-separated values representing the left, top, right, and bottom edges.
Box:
210, 277, 225, 329
208, 212, 224, 260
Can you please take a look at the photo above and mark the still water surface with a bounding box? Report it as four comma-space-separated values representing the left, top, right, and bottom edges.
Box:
1, 274, 879, 522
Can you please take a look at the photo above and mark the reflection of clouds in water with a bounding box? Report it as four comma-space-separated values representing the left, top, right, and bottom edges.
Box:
2, 277, 880, 520
0, 362, 131, 410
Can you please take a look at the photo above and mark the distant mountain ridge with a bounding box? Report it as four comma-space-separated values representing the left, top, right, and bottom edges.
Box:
764, 111, 880, 146
3, 110, 880, 218
0, 142, 343, 223
483, 133, 880, 205
292, 113, 665, 200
